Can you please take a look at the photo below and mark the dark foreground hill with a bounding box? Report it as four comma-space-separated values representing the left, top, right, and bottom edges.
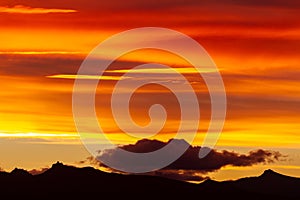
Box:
0, 162, 299, 199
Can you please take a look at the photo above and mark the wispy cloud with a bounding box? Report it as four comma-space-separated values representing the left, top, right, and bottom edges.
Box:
0, 5, 77, 14
107, 67, 219, 74
46, 74, 128, 81
0, 51, 84, 55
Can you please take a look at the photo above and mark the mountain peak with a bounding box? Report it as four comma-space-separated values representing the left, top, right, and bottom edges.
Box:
263, 169, 276, 173
10, 168, 31, 176
51, 161, 65, 168
45, 161, 70, 173
261, 169, 280, 176
48, 161, 76, 172
259, 169, 289, 180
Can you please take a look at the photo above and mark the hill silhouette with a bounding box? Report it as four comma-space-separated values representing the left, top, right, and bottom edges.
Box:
0, 162, 299, 199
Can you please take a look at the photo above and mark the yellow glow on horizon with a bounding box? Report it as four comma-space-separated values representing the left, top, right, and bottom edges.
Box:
0, 5, 77, 14
0, 132, 78, 138
0, 29, 114, 53
211, 165, 300, 181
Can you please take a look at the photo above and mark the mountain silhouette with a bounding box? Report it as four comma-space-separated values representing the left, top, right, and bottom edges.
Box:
0, 162, 299, 199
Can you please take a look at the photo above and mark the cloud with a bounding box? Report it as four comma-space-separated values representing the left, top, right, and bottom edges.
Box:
0, 54, 83, 77
79, 156, 209, 182
0, 5, 77, 14
28, 167, 49, 175
9, 0, 299, 11
107, 67, 218, 74
120, 139, 284, 171
81, 139, 284, 181
46, 74, 128, 81
169, 147, 282, 171
77, 156, 101, 166
1, 1, 299, 38
149, 170, 209, 182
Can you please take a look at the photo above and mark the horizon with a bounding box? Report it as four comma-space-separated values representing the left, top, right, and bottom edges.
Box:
2, 160, 299, 199
2, 159, 292, 180
0, 0, 300, 183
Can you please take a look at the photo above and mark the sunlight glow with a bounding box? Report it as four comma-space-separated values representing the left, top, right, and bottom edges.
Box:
0, 132, 77, 138
0, 5, 77, 14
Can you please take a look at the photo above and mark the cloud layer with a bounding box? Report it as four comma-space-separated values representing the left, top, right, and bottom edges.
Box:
81, 139, 284, 181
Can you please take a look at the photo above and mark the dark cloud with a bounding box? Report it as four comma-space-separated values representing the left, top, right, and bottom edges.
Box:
77, 156, 101, 166
0, 54, 83, 76
118, 139, 283, 171
1, 0, 299, 31
2, 0, 300, 11
28, 167, 49, 175
0, 54, 146, 77
81, 139, 284, 181
228, 0, 300, 8
149, 170, 209, 182
170, 148, 282, 171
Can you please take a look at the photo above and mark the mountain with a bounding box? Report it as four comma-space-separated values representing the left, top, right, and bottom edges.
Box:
225, 169, 300, 198
0, 162, 299, 199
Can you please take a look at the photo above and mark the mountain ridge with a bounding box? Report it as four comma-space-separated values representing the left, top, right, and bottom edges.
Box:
1, 162, 299, 199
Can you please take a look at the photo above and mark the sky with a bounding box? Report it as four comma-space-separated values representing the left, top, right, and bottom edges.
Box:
0, 0, 299, 181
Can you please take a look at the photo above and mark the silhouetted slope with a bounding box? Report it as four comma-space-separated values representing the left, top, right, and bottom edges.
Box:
224, 169, 300, 198
0, 163, 299, 199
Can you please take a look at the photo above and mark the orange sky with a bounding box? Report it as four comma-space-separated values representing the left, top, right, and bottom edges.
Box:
0, 1, 299, 180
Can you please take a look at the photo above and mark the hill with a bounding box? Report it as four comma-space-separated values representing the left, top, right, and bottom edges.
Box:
0, 162, 299, 199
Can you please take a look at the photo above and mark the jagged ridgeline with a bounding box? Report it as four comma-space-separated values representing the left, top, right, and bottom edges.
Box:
0, 162, 299, 199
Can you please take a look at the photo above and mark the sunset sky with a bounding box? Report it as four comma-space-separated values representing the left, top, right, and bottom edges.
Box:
0, 0, 299, 181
